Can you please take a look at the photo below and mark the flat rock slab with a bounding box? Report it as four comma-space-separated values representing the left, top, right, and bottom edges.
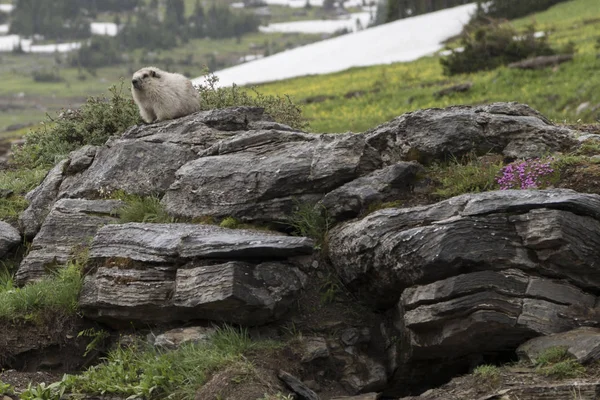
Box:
152, 326, 216, 349
16, 199, 123, 284
0, 221, 20, 258
328, 189, 600, 308
89, 223, 315, 262
517, 327, 600, 365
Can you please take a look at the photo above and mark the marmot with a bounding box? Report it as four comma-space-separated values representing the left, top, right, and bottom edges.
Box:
131, 67, 201, 123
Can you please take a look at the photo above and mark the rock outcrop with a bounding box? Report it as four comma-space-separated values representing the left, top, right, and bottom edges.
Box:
11, 103, 598, 399
79, 223, 313, 327
19, 102, 577, 236
17, 198, 123, 283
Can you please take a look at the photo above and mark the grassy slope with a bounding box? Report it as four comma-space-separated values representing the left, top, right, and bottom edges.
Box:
256, 0, 600, 133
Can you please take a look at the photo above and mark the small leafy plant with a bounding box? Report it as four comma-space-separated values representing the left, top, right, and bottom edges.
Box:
13, 80, 141, 169
197, 70, 308, 130
21, 381, 65, 400
497, 157, 556, 190
0, 381, 15, 395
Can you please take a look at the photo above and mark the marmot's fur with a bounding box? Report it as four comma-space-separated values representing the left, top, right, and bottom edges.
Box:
131, 67, 200, 123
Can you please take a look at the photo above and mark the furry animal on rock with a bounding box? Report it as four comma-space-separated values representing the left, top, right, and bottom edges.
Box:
131, 66, 201, 123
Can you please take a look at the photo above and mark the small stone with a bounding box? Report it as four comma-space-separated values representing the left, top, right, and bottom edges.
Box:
300, 336, 330, 363
153, 326, 216, 350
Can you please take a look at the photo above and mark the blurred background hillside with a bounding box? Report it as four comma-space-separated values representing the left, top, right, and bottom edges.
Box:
0, 0, 597, 137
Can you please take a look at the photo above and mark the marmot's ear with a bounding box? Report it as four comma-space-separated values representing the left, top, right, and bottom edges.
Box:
150, 70, 161, 79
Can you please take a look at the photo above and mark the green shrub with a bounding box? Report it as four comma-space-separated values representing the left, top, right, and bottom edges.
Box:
13, 80, 141, 169
476, 0, 572, 21
219, 216, 241, 229
197, 71, 308, 131
441, 22, 555, 76
32, 68, 64, 83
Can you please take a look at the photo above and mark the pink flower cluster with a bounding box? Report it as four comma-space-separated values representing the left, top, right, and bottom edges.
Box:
497, 157, 555, 190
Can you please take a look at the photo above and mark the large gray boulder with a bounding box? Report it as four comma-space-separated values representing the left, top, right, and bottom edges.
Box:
517, 327, 600, 365
328, 189, 600, 308
79, 223, 313, 326
401, 269, 596, 360
16, 199, 123, 284
365, 102, 576, 164
328, 188, 600, 395
162, 130, 383, 223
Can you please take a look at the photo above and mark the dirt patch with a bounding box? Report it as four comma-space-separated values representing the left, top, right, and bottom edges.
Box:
399, 363, 600, 400
0, 370, 62, 394
194, 348, 297, 400
556, 162, 600, 195
0, 314, 100, 373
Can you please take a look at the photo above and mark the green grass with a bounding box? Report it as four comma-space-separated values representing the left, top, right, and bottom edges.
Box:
534, 346, 586, 379
111, 192, 176, 224
0, 261, 83, 322
286, 201, 331, 249
0, 167, 48, 221
473, 364, 501, 388
256, 0, 600, 133
60, 325, 280, 400
430, 154, 504, 199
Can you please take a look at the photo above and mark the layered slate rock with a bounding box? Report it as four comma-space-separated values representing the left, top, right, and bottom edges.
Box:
19, 159, 69, 238
16, 199, 123, 284
21, 104, 578, 233
0, 221, 20, 257
401, 269, 596, 360
365, 102, 576, 164
517, 327, 600, 365
162, 130, 383, 222
328, 189, 600, 308
79, 223, 313, 326
320, 162, 424, 222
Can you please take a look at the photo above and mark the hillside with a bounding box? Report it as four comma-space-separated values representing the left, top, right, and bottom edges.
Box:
255, 0, 600, 133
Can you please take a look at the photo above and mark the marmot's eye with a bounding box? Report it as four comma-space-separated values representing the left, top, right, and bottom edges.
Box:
143, 73, 148, 78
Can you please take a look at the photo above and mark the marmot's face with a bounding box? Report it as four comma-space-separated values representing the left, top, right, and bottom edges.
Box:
132, 68, 161, 91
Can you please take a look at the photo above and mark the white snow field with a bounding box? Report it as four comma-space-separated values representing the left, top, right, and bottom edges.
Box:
91, 22, 119, 37
259, 11, 373, 34
193, 3, 476, 87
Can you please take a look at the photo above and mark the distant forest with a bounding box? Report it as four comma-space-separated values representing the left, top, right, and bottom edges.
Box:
7, 0, 261, 69
381, 0, 573, 23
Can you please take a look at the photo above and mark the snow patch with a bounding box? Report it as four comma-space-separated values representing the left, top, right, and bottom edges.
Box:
193, 3, 477, 87
259, 11, 372, 34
